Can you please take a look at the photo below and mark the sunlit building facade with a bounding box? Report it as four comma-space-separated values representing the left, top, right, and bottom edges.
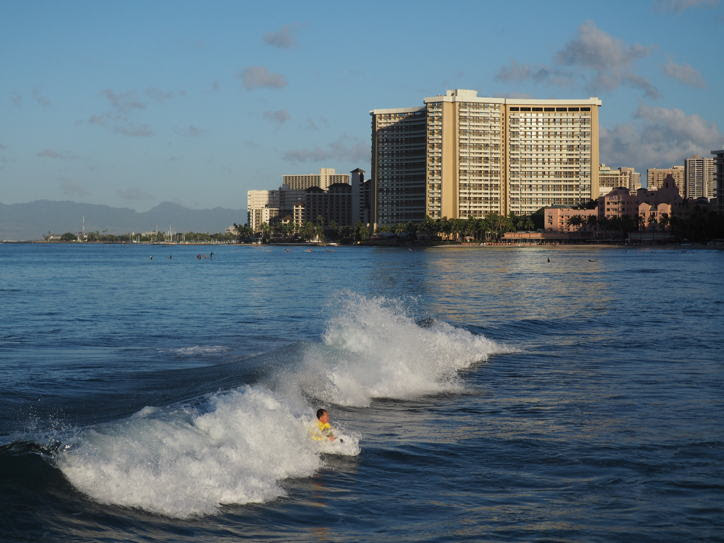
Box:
283, 168, 350, 191
685, 155, 717, 200
647, 166, 685, 196
599, 165, 641, 195
371, 89, 601, 226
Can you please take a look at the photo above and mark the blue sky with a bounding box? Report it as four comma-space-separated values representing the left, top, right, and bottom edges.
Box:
2, 0, 723, 211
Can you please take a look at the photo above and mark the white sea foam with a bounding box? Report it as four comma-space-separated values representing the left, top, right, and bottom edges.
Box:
58, 387, 358, 517
168, 345, 229, 356
294, 293, 510, 407
57, 293, 508, 518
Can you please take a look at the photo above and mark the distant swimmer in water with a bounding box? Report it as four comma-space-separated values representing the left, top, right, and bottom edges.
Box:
311, 408, 339, 442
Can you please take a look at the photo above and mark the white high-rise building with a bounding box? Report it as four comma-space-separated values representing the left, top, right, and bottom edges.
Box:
685, 155, 716, 200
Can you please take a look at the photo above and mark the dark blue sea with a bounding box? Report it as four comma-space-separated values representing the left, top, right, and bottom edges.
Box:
1, 243, 723, 542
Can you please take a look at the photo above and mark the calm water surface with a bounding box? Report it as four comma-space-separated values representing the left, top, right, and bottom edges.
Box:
1, 243, 723, 542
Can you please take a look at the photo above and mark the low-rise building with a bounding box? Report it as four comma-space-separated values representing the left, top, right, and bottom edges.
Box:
599, 187, 639, 220
638, 202, 673, 229
545, 207, 597, 232
544, 174, 683, 232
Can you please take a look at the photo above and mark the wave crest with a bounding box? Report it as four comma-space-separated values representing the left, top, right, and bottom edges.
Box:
56, 293, 507, 518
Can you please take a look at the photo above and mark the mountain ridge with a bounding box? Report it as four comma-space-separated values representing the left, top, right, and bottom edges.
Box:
0, 200, 244, 241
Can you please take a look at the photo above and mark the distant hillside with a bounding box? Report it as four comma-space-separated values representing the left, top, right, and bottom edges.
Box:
0, 200, 244, 241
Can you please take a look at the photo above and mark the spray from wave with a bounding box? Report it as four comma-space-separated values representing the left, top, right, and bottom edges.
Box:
302, 293, 509, 406
56, 293, 510, 518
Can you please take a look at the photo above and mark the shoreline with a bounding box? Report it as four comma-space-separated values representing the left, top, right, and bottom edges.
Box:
2, 240, 721, 249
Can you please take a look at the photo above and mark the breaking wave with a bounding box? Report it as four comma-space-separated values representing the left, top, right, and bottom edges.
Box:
55, 293, 510, 518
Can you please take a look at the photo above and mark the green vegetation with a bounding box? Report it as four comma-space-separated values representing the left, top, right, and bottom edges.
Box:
46, 205, 724, 246
235, 219, 369, 244
670, 205, 724, 242
376, 213, 537, 243
563, 203, 724, 242
243, 212, 539, 244
47, 230, 238, 243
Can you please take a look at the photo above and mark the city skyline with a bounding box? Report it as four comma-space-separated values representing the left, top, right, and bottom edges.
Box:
2, 0, 723, 212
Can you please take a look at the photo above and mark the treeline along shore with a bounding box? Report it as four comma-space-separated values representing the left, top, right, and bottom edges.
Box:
12, 203, 724, 247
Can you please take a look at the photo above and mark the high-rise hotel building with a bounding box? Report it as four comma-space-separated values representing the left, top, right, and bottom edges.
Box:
684, 155, 717, 200
371, 89, 601, 225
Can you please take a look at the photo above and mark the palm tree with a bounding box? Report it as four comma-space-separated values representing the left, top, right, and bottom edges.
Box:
659, 213, 670, 231
567, 215, 584, 230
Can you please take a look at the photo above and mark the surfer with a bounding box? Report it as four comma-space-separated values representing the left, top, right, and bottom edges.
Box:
312, 408, 337, 442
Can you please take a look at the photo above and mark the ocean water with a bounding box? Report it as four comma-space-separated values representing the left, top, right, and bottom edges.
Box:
1, 243, 723, 542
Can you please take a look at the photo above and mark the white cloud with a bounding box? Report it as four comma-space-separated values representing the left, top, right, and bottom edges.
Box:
496, 61, 578, 87
555, 21, 658, 98
263, 109, 291, 125
101, 89, 146, 113
263, 24, 299, 48
663, 60, 706, 87
654, 0, 719, 12
145, 87, 186, 102
239, 66, 287, 90
496, 21, 658, 98
283, 135, 369, 164
88, 89, 158, 137
601, 105, 722, 170
88, 114, 153, 137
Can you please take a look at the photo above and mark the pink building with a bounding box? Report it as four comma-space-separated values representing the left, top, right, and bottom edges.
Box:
636, 175, 682, 206
543, 175, 682, 232
638, 202, 673, 230
598, 187, 639, 220
544, 208, 597, 232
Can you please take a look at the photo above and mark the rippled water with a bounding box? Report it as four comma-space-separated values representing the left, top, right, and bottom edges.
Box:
1, 243, 723, 542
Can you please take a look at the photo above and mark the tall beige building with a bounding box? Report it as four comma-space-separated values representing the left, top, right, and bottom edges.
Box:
371, 89, 601, 224
599, 165, 641, 195
647, 166, 685, 196
619, 167, 642, 192
283, 168, 349, 191
685, 155, 716, 200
